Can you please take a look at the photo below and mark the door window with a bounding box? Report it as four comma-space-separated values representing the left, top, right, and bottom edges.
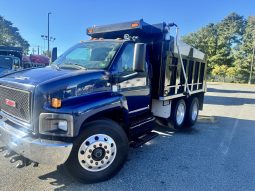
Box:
117, 43, 134, 74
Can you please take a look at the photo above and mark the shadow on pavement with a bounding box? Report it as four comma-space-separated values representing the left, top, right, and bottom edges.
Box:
38, 165, 80, 189
205, 95, 255, 106
153, 122, 200, 135
207, 87, 255, 94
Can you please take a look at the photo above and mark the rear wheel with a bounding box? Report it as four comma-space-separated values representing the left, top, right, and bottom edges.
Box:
168, 99, 186, 130
65, 119, 129, 183
185, 97, 199, 127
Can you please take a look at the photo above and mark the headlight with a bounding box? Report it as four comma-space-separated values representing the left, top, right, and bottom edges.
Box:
39, 113, 74, 137
58, 120, 68, 131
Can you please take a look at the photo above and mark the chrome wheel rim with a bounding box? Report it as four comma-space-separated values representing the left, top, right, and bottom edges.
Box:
176, 102, 185, 125
78, 134, 117, 172
192, 101, 198, 121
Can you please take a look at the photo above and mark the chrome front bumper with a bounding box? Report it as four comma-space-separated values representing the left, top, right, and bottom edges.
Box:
0, 119, 73, 165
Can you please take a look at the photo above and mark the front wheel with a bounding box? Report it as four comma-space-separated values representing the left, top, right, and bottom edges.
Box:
65, 119, 129, 183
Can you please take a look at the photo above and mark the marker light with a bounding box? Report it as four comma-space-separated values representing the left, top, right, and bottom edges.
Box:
87, 28, 93, 34
51, 98, 62, 108
131, 23, 139, 28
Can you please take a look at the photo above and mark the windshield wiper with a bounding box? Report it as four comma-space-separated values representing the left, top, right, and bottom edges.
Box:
59, 63, 87, 70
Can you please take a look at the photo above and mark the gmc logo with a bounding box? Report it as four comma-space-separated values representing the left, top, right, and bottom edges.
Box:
5, 99, 16, 108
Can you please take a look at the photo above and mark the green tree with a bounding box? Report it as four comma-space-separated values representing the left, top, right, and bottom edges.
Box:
214, 13, 245, 67
212, 65, 228, 82
182, 23, 217, 72
0, 16, 30, 53
182, 12, 246, 82
233, 16, 255, 83
226, 66, 240, 78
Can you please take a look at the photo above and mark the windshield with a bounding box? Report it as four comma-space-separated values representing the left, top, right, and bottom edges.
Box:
54, 41, 122, 70
0, 56, 14, 69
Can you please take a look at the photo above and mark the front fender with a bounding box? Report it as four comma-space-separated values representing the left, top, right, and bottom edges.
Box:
44, 92, 129, 137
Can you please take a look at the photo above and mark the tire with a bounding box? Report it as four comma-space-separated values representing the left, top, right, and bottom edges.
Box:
185, 97, 199, 127
65, 119, 129, 183
168, 99, 186, 130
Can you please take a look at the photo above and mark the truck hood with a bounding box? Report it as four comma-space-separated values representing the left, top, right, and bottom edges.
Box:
0, 66, 104, 86
0, 65, 111, 135
0, 68, 12, 77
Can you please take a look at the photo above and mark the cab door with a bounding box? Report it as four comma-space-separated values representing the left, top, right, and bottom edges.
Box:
115, 43, 151, 115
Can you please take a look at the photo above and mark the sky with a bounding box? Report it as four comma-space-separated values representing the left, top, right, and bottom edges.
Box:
0, 0, 254, 55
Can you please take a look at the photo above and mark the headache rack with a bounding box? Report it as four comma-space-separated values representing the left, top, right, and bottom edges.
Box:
87, 19, 166, 40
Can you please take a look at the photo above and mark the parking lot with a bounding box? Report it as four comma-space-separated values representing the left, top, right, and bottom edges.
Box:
0, 83, 255, 191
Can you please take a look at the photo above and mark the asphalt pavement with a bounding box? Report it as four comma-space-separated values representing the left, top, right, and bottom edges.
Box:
0, 83, 255, 191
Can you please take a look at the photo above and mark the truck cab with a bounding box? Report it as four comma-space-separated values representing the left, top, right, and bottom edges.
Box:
52, 39, 152, 130
0, 20, 206, 183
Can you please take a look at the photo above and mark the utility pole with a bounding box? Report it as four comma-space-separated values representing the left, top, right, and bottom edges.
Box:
47, 12, 51, 57
41, 35, 46, 52
41, 35, 55, 56
38, 46, 40, 55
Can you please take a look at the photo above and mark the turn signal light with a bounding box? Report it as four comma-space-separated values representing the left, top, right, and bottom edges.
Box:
131, 23, 139, 28
51, 98, 62, 108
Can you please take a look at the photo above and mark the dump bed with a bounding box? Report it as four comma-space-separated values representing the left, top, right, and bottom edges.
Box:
149, 38, 207, 100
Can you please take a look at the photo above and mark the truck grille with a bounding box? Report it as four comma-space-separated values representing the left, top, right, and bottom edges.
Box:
0, 85, 31, 123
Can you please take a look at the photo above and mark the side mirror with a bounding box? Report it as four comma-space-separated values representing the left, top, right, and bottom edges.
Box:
133, 43, 146, 72
51, 47, 58, 62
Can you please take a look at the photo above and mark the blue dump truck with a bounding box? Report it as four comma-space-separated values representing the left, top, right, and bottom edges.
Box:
0, 20, 206, 183
0, 46, 23, 77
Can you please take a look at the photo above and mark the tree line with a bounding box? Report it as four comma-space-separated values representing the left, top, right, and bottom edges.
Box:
182, 13, 255, 83
0, 15, 30, 53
